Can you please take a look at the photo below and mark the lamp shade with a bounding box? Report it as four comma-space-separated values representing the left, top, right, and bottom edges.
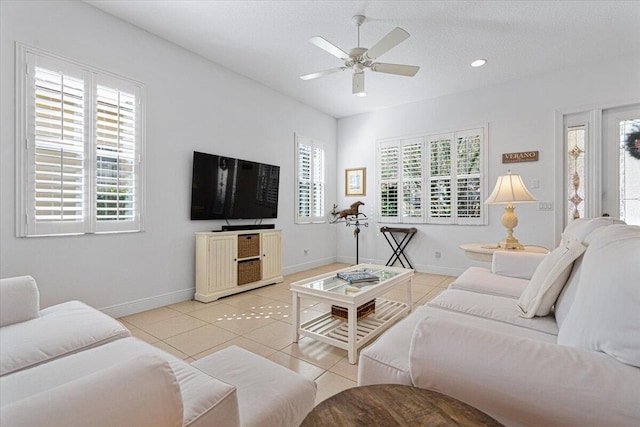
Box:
485, 171, 536, 205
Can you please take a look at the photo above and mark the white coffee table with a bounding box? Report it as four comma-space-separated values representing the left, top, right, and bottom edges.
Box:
291, 264, 414, 364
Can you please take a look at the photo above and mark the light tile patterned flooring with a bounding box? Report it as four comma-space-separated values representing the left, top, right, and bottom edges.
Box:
118, 263, 454, 405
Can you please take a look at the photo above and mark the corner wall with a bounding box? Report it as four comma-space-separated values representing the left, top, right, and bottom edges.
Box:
336, 53, 640, 275
0, 0, 338, 316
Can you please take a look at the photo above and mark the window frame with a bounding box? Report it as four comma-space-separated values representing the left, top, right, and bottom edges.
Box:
294, 133, 325, 224
15, 44, 145, 237
376, 125, 488, 225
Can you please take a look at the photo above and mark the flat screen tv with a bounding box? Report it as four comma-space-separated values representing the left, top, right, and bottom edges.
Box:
190, 151, 280, 220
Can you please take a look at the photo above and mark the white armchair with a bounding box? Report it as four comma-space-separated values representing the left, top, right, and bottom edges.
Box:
1, 354, 184, 427
0, 276, 131, 376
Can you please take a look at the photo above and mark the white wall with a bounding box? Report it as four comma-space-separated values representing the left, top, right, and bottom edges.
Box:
336, 53, 640, 275
0, 1, 337, 316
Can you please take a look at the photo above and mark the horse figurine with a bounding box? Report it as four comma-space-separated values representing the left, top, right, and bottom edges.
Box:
338, 201, 365, 219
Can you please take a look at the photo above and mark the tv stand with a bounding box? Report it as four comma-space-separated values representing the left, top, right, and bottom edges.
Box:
195, 229, 283, 302
221, 224, 275, 232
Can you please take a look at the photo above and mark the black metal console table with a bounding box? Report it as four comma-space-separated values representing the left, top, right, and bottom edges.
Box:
381, 227, 417, 269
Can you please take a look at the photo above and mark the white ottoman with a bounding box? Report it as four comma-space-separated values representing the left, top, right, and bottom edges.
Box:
192, 346, 316, 427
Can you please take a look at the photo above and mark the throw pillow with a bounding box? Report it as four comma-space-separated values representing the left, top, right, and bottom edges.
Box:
517, 238, 585, 318
557, 224, 640, 368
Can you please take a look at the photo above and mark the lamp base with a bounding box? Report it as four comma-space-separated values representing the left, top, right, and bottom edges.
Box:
499, 203, 524, 250
499, 236, 524, 250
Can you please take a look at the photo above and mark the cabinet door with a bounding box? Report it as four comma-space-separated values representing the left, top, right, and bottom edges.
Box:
207, 235, 238, 292
261, 231, 282, 281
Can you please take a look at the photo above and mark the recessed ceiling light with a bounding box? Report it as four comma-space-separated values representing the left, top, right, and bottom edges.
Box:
355, 92, 367, 97
471, 59, 487, 68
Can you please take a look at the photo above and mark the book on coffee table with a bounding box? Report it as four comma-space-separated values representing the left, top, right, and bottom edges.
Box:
336, 271, 379, 283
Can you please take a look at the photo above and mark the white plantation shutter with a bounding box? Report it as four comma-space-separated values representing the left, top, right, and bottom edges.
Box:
23, 55, 89, 236
312, 145, 325, 218
455, 129, 484, 224
428, 134, 453, 224
378, 142, 399, 222
94, 82, 140, 232
297, 141, 311, 218
17, 46, 144, 237
295, 135, 325, 223
377, 125, 486, 226
34, 68, 85, 224
401, 138, 424, 222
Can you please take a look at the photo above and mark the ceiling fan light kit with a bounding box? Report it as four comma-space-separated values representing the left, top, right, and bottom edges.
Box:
300, 15, 420, 96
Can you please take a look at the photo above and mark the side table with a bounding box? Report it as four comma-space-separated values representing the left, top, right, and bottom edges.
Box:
381, 226, 417, 268
460, 243, 549, 262
302, 384, 503, 426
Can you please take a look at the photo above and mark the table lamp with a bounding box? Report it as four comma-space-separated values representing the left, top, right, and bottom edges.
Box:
485, 170, 536, 250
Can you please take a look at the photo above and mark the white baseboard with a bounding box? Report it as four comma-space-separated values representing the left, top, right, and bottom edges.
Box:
283, 256, 338, 275
100, 257, 462, 319
336, 256, 464, 277
100, 288, 194, 319
335, 256, 376, 265
101, 256, 338, 318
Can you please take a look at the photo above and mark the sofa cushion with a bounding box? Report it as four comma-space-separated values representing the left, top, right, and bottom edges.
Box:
557, 224, 640, 368
0, 276, 40, 327
0, 301, 131, 376
562, 217, 619, 242
1, 354, 183, 427
517, 238, 585, 318
0, 337, 240, 427
409, 316, 640, 427
491, 251, 547, 281
449, 267, 529, 299
358, 303, 556, 387
192, 345, 316, 427
429, 290, 559, 336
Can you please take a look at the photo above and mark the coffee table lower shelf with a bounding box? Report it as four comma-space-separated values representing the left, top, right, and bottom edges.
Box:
298, 298, 409, 354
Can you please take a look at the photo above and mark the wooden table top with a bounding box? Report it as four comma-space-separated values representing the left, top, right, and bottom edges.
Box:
302, 384, 503, 427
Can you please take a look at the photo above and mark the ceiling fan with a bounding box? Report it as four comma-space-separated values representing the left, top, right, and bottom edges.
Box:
300, 15, 420, 96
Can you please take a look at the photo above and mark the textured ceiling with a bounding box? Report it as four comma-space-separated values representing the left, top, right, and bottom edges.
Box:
86, 0, 640, 118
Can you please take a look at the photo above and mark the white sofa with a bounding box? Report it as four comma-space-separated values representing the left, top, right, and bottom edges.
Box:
359, 219, 640, 426
0, 276, 316, 427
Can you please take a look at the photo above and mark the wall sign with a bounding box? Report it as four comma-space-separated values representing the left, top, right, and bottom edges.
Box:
502, 151, 539, 163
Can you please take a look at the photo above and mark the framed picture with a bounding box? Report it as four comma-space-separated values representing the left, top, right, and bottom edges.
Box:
345, 167, 366, 196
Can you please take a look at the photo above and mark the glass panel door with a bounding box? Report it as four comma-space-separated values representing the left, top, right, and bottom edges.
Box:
603, 105, 640, 225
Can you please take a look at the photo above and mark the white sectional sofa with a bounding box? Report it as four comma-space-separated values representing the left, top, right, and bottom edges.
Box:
359, 219, 640, 426
0, 276, 316, 427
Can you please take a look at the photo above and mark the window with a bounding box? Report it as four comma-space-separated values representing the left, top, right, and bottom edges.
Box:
16, 45, 144, 237
295, 134, 325, 223
377, 125, 487, 225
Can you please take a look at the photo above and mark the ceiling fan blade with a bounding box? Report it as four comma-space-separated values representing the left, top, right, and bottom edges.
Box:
352, 71, 365, 95
309, 36, 350, 60
371, 62, 420, 77
300, 67, 348, 81
364, 27, 410, 61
